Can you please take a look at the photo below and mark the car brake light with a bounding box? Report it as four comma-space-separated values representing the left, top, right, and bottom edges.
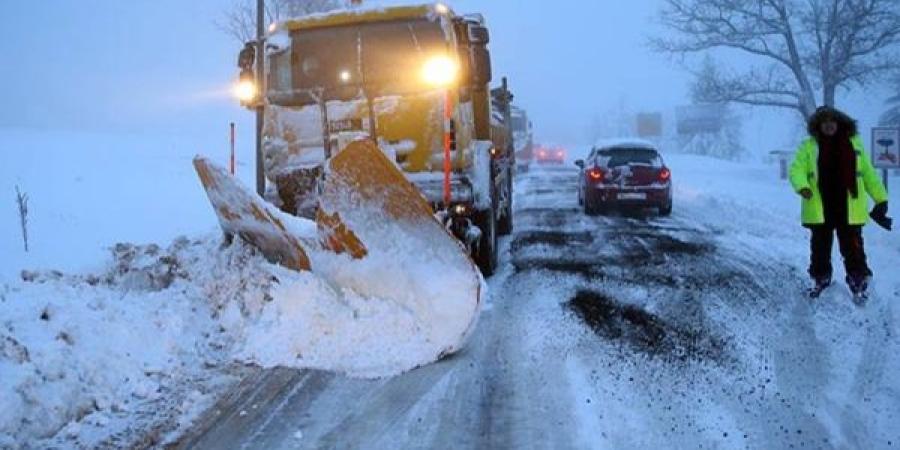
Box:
659, 168, 671, 181
588, 167, 604, 181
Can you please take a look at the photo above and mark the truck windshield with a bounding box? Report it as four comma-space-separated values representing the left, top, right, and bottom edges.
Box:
283, 19, 447, 102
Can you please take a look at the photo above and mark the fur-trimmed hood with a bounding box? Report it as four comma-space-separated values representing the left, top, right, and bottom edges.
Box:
807, 106, 858, 139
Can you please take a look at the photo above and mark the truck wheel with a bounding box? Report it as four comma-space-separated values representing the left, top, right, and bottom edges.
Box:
497, 175, 514, 235
473, 209, 497, 277
497, 211, 513, 236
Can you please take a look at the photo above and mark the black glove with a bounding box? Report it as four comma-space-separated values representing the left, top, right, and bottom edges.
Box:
870, 201, 892, 231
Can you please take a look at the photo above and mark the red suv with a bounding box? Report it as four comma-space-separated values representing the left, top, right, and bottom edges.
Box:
576, 142, 672, 215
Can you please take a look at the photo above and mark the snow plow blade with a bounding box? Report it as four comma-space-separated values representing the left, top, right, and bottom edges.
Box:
193, 142, 481, 359
193, 157, 312, 272
319, 140, 467, 259
318, 140, 483, 353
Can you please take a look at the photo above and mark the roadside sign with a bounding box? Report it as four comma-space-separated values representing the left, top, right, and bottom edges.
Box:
676, 104, 724, 136
636, 113, 663, 138
871, 127, 900, 169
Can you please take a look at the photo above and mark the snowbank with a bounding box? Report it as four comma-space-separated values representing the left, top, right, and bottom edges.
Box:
2, 222, 480, 446
1, 127, 481, 447
1, 238, 261, 447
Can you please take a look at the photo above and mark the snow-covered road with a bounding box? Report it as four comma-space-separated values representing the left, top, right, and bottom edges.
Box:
172, 164, 900, 449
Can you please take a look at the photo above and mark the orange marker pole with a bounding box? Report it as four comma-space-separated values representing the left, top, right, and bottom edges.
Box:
443, 89, 453, 206
230, 122, 236, 175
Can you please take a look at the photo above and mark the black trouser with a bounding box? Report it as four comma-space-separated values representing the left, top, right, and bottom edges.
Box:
808, 224, 871, 281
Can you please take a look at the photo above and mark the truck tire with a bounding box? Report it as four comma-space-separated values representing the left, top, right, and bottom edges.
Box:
497, 211, 513, 236
473, 208, 497, 277
497, 174, 513, 235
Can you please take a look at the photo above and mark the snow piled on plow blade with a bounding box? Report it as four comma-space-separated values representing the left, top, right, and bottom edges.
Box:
194, 141, 482, 378
239, 265, 478, 378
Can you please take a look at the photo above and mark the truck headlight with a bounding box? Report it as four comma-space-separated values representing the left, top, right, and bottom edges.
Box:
233, 79, 258, 103
422, 55, 458, 87
451, 203, 470, 216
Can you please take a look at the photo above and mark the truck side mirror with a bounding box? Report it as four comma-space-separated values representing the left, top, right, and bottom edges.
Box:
574, 159, 584, 169
238, 42, 256, 71
469, 25, 490, 45
471, 46, 492, 85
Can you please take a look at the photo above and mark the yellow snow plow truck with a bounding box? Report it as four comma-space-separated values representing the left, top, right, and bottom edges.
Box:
219, 3, 513, 276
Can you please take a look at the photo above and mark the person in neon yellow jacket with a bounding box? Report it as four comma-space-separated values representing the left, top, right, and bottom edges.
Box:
790, 107, 889, 297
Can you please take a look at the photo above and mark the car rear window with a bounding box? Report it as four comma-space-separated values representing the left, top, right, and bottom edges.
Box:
597, 147, 661, 167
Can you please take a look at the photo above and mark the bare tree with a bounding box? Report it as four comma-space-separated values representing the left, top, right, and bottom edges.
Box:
15, 186, 28, 252
655, 0, 900, 119
880, 76, 900, 125
218, 0, 346, 43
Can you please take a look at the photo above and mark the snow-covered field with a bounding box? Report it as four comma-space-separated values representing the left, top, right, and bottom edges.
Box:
1, 129, 898, 448
0, 129, 240, 281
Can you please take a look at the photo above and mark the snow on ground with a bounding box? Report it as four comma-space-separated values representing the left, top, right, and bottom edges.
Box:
0, 128, 226, 282
1, 129, 480, 448
1, 127, 898, 448
521, 156, 899, 448
665, 153, 900, 298
0, 237, 267, 448
650, 153, 900, 448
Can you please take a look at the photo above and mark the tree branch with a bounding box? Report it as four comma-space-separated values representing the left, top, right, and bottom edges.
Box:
216, 0, 346, 44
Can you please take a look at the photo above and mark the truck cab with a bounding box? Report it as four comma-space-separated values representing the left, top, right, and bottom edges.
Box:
245, 3, 510, 275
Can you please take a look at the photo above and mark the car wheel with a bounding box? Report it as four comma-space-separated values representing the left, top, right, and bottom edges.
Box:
659, 201, 672, 216
584, 191, 600, 216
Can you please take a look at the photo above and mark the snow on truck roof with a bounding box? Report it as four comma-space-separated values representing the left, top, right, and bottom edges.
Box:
278, 3, 454, 32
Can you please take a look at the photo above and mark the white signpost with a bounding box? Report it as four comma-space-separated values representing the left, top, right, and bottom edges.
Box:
871, 127, 899, 192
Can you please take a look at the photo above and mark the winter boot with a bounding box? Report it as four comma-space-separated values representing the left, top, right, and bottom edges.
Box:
846, 274, 870, 304
808, 277, 832, 299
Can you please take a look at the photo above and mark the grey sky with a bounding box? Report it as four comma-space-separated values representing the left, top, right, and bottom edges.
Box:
1, 1, 242, 134
0, 1, 889, 152
0, 1, 686, 143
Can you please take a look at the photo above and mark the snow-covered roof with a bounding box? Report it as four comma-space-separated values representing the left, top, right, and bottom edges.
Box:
277, 3, 452, 32
593, 137, 657, 150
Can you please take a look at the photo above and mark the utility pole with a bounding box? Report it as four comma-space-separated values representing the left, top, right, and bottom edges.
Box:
255, 0, 265, 196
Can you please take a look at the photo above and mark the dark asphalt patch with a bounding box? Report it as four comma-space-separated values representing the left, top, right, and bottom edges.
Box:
566, 289, 730, 363
511, 230, 593, 250
610, 231, 715, 268
514, 207, 582, 229
512, 259, 605, 276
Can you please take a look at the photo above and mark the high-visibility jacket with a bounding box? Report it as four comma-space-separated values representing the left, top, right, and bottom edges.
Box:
789, 135, 888, 225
